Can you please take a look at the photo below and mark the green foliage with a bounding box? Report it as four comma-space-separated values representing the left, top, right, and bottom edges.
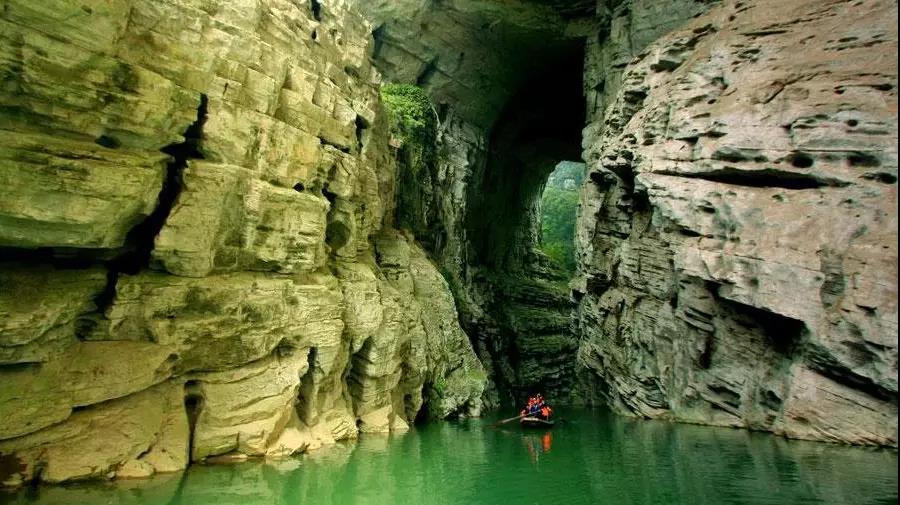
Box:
540, 185, 579, 273
380, 84, 436, 168
381, 83, 439, 233
432, 375, 448, 396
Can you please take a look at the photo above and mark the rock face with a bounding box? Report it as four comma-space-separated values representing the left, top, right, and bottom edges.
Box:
351, 0, 899, 428
0, 0, 485, 488
575, 0, 898, 446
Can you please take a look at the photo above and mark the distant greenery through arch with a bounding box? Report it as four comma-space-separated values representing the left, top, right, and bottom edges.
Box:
540, 161, 585, 274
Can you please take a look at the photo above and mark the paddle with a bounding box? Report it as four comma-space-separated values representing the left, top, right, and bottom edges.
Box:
493, 412, 530, 426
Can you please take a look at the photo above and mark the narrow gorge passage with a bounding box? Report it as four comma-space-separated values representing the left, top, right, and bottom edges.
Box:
0, 0, 897, 503
459, 42, 588, 406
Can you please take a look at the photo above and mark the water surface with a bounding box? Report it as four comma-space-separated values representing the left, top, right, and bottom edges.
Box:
4, 409, 897, 505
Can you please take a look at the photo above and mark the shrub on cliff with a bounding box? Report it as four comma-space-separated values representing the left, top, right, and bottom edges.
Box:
381, 83, 439, 234
381, 83, 437, 172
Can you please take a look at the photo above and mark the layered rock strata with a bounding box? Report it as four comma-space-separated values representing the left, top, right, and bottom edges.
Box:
575, 0, 898, 446
0, 0, 485, 488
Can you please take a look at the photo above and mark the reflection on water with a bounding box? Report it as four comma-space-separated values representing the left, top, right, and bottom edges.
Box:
3, 409, 897, 505
522, 431, 553, 466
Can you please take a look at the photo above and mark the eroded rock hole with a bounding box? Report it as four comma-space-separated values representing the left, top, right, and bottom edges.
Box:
863, 172, 898, 184
659, 167, 848, 190
94, 134, 120, 149
326, 221, 351, 250
416, 59, 439, 87
788, 151, 814, 168
355, 115, 368, 151
729, 300, 806, 357
371, 24, 386, 57
847, 151, 881, 167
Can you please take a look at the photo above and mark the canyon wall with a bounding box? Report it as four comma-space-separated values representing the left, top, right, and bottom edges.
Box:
0, 0, 485, 488
575, 0, 899, 446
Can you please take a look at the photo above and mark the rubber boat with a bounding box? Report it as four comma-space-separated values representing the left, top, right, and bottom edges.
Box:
520, 416, 555, 428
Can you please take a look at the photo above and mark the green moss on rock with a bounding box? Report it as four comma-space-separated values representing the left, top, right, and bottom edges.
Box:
380, 83, 439, 234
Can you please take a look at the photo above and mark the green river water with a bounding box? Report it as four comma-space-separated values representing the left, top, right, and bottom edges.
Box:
3, 409, 897, 505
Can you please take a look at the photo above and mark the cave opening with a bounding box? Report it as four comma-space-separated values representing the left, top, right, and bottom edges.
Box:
467, 43, 586, 272
463, 40, 587, 406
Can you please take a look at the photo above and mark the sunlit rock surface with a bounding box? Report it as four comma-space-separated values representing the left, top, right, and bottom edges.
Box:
0, 0, 484, 488
575, 0, 898, 446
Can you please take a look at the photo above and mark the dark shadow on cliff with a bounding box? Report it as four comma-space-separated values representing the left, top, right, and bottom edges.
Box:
459, 41, 587, 407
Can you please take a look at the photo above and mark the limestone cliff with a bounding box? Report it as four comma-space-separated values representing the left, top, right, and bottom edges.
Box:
0, 0, 485, 487
575, 0, 898, 446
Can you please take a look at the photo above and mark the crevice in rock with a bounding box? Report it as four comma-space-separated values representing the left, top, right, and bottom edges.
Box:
297, 347, 318, 420
322, 184, 337, 206
371, 24, 386, 59
806, 348, 897, 403
416, 58, 439, 87
318, 137, 351, 154
320, 183, 351, 252
309, 0, 322, 21
656, 167, 851, 190
697, 334, 715, 369
183, 380, 203, 461
347, 337, 374, 415
0, 246, 103, 269
355, 115, 368, 151
403, 393, 420, 425
112, 94, 208, 275
73, 269, 119, 341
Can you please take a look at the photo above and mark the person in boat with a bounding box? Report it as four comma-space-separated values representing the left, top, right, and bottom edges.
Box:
522, 394, 549, 418
521, 396, 533, 417
540, 404, 553, 421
